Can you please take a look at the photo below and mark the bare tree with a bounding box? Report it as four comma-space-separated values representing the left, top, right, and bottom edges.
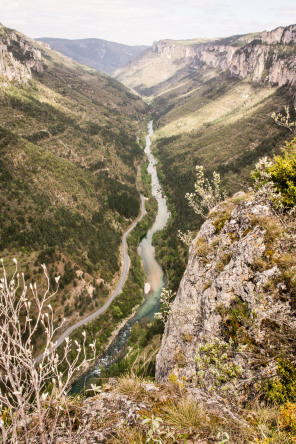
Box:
272, 105, 296, 133
0, 259, 95, 443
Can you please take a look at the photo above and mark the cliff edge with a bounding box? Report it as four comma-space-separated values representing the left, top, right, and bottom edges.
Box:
156, 192, 296, 404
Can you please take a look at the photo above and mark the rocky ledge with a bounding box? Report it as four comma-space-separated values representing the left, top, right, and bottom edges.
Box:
156, 192, 296, 403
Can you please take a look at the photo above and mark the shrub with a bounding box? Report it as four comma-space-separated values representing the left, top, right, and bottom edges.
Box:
269, 138, 296, 207
186, 165, 224, 218
279, 401, 296, 434
262, 359, 296, 404
0, 259, 95, 443
251, 138, 296, 208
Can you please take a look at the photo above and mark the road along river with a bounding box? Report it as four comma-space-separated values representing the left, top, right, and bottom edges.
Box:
71, 120, 169, 392
35, 166, 146, 365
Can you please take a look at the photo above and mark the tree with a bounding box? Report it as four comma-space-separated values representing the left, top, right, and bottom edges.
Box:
185, 166, 224, 218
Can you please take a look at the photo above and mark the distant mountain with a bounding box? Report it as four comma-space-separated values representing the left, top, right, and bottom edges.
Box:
37, 37, 149, 74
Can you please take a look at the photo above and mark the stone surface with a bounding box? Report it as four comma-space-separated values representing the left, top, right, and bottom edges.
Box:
153, 24, 296, 88
0, 24, 44, 86
155, 194, 294, 387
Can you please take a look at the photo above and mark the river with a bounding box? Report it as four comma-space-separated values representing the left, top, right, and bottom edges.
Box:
71, 120, 169, 392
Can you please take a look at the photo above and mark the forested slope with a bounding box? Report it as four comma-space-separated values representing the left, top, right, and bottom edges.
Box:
0, 23, 148, 336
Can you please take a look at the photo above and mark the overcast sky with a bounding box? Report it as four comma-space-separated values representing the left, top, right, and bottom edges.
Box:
2, 0, 296, 46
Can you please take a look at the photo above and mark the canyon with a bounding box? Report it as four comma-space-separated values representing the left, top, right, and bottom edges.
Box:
0, 20, 296, 443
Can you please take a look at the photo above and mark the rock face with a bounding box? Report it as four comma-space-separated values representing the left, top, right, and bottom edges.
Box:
155, 193, 295, 391
152, 40, 196, 59
152, 24, 296, 87
0, 24, 43, 85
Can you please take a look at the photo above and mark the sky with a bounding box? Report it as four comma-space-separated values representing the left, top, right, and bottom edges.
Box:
2, 0, 296, 46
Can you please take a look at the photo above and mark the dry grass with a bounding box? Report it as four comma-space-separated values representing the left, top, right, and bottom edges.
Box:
161, 398, 207, 430
155, 81, 276, 138
108, 426, 146, 443
246, 404, 296, 444
196, 236, 212, 261
117, 374, 146, 399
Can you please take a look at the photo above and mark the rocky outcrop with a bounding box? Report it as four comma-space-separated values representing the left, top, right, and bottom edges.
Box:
28, 379, 242, 442
0, 24, 43, 86
156, 193, 296, 397
260, 25, 296, 44
152, 40, 196, 59
152, 24, 296, 87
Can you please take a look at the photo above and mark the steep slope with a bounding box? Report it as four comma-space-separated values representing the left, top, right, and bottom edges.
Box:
156, 191, 296, 404
115, 24, 296, 293
38, 37, 148, 75
0, 23, 148, 338
116, 25, 296, 96
114, 38, 212, 95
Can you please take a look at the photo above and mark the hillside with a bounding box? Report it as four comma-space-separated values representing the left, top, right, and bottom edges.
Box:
114, 37, 212, 94
1, 19, 296, 444
116, 25, 296, 96
0, 23, 148, 343
38, 37, 148, 75
116, 24, 296, 292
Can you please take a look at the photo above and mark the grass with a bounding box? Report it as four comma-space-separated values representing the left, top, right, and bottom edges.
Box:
161, 398, 206, 429
195, 236, 211, 259
92, 376, 296, 443
117, 374, 147, 399
108, 427, 146, 443
154, 80, 276, 138
22, 367, 296, 443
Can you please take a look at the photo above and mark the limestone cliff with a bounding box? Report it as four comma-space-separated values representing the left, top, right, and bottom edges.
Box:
0, 23, 43, 86
156, 192, 296, 401
152, 24, 296, 87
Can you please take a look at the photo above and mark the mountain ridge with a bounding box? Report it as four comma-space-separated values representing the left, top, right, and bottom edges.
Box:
37, 36, 149, 75
115, 24, 296, 95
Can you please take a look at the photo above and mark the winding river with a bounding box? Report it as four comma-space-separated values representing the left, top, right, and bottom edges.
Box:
71, 121, 169, 392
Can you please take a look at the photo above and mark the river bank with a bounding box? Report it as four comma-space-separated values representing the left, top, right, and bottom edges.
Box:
71, 121, 170, 391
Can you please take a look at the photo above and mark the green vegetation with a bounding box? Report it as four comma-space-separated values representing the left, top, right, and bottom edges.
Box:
269, 138, 296, 206
139, 160, 151, 197
151, 79, 293, 292
263, 359, 296, 404
0, 24, 148, 349
59, 194, 159, 379
217, 297, 252, 343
